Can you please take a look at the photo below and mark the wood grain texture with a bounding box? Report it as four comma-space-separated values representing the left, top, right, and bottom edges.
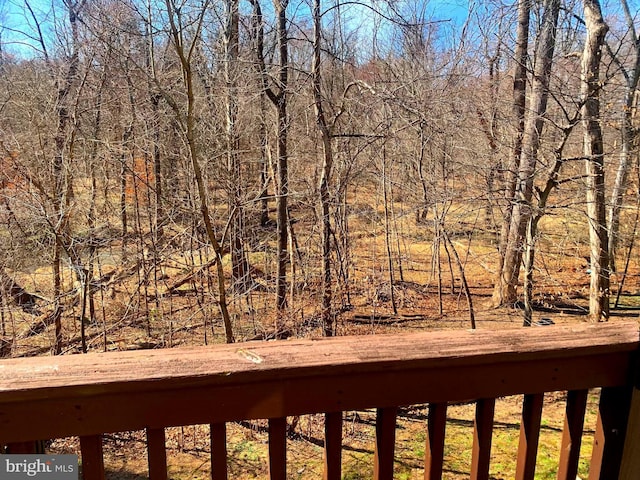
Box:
0, 323, 637, 443
1, 323, 637, 396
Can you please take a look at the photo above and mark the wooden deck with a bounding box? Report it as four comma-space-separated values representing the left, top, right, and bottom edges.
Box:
1, 322, 639, 479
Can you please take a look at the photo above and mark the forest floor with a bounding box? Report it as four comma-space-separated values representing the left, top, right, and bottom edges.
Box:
39, 279, 640, 479
3, 207, 640, 479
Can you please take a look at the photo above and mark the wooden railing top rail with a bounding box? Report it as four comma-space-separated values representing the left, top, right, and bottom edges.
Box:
2, 322, 638, 394
0, 322, 638, 445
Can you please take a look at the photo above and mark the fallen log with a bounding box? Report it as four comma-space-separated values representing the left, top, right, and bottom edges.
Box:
0, 274, 47, 315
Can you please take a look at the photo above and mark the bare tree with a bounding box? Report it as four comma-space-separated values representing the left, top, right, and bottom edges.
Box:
272, 0, 290, 318
225, 0, 250, 294
607, 0, 640, 271
250, 0, 290, 324
50, 0, 87, 353
493, 0, 531, 306
164, 0, 235, 343
495, 0, 561, 306
312, 0, 342, 336
522, 113, 580, 326
581, 0, 609, 321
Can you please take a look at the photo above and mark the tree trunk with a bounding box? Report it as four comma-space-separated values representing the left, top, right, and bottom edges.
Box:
165, 0, 235, 343
120, 119, 133, 261
495, 0, 560, 306
150, 93, 163, 240
442, 231, 475, 329
581, 0, 609, 321
312, 0, 336, 336
522, 215, 537, 326
607, 0, 639, 272
608, 101, 638, 270
382, 149, 398, 315
492, 0, 530, 306
274, 0, 290, 316
146, 25, 164, 241
522, 118, 577, 326
258, 94, 271, 227
248, 0, 289, 324
51, 0, 84, 354
225, 0, 250, 294
86, 62, 107, 330
249, 0, 272, 228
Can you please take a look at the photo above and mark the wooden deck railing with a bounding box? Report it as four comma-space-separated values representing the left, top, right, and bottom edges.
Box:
1, 322, 640, 479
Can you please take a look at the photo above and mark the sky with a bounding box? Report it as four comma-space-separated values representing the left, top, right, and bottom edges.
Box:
1, 0, 54, 58
0, 0, 473, 58
1, 0, 638, 60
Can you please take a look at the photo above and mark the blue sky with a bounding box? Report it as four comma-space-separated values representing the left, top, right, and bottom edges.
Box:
0, 0, 471, 59
1, 0, 54, 57
1, 0, 638, 59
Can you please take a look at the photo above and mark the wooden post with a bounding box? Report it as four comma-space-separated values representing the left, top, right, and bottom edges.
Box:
80, 435, 105, 480
557, 390, 588, 480
619, 358, 640, 480
515, 393, 544, 480
374, 406, 398, 480
323, 412, 342, 480
424, 402, 447, 480
268, 417, 287, 480
210, 423, 228, 480
146, 428, 168, 480
470, 398, 495, 480
589, 386, 632, 480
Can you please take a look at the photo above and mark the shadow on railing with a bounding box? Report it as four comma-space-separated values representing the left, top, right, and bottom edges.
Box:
1, 322, 639, 480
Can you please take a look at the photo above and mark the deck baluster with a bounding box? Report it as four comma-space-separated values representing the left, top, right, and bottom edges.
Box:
589, 385, 632, 480
515, 393, 544, 480
557, 389, 588, 480
146, 427, 167, 480
210, 423, 228, 480
620, 377, 640, 479
374, 406, 398, 480
80, 434, 105, 480
268, 417, 287, 480
470, 398, 495, 480
424, 402, 447, 480
323, 411, 342, 480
